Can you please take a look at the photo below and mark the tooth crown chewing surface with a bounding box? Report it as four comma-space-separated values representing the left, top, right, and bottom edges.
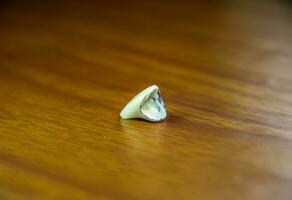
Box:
120, 85, 167, 122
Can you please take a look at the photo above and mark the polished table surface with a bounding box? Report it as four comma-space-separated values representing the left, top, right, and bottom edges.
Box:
1, 0, 292, 199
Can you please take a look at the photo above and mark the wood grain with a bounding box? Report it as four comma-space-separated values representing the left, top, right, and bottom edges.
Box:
1, 0, 292, 199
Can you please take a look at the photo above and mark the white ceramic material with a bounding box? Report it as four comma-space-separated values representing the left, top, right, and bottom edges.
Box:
120, 85, 167, 122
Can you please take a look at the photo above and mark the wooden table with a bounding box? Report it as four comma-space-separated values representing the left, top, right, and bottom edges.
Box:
1, 0, 292, 199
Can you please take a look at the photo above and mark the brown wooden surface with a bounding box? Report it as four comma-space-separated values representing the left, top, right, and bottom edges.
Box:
1, 0, 292, 199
